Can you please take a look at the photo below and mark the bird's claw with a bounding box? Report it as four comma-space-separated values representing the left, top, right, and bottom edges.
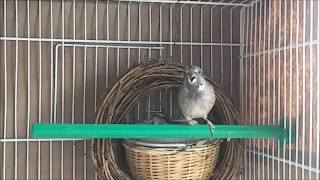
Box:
187, 119, 198, 125
204, 118, 215, 137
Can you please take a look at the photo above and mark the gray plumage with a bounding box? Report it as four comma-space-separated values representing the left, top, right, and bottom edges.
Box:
178, 66, 216, 126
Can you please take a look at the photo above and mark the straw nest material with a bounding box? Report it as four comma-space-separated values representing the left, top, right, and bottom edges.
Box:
91, 59, 243, 180
123, 140, 220, 180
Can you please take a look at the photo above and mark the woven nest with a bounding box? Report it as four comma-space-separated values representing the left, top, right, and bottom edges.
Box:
123, 140, 220, 180
91, 60, 243, 180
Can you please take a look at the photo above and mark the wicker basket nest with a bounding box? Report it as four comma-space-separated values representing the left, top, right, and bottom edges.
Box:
123, 140, 220, 180
91, 59, 243, 180
123, 142, 220, 180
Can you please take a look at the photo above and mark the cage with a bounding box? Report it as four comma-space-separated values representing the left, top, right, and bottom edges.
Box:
0, 0, 319, 180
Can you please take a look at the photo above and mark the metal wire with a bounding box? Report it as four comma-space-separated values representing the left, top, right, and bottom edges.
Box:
308, 0, 314, 176
2, 1, 7, 179
257, 1, 262, 178
277, 1, 282, 179
107, 0, 253, 7
72, 1, 76, 179
14, 1, 19, 178
317, 2, 320, 179
1, 0, 319, 179
37, 0, 42, 179
262, 0, 267, 178
242, 0, 320, 179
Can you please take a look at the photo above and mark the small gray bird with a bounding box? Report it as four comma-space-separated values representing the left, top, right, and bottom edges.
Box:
178, 66, 216, 134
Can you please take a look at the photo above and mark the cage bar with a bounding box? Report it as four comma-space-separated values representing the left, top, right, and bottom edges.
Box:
72, 1, 76, 179
308, 0, 314, 179
295, 0, 300, 178
317, 1, 320, 179
262, 0, 267, 178
107, 0, 253, 7
37, 0, 42, 179
289, 1, 293, 179
2, 0, 7, 179
1, 0, 319, 179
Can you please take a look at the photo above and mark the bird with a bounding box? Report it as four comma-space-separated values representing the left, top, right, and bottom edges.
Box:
178, 65, 216, 135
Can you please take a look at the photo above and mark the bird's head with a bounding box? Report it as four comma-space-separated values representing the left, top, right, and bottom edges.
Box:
184, 66, 205, 87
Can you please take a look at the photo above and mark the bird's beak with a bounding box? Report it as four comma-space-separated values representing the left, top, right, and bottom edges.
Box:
190, 76, 196, 83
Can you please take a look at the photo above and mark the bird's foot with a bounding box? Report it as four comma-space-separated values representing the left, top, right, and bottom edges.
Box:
186, 119, 198, 125
204, 118, 215, 137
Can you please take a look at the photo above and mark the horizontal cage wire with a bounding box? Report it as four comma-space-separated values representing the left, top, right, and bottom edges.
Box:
0, 0, 319, 180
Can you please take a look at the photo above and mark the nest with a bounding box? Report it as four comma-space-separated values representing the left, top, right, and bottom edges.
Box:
91, 60, 243, 180
123, 141, 220, 180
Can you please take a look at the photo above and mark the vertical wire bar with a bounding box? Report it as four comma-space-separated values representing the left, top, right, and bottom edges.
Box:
49, 0, 53, 179
308, 0, 314, 179
277, 1, 282, 179
117, 1, 120, 77
180, 5, 183, 63
128, 2, 131, 67
239, 7, 244, 179
169, 4, 174, 118
253, 3, 257, 178
159, 3, 162, 57
244, 7, 249, 179
272, 0, 276, 178
125, 1, 130, 123
148, 3, 152, 120
220, 8, 223, 86
126, 2, 132, 122
271, 0, 276, 178
138, 2, 141, 62
26, 0, 31, 179
317, 0, 320, 179
257, 1, 262, 178
37, 0, 42, 179
54, 0, 59, 135
190, 5, 193, 64
283, 0, 288, 179
137, 2, 141, 120
94, 0, 99, 179
239, 6, 242, 119
249, 5, 254, 179
72, 1, 76, 179
106, 0, 109, 89
2, 0, 7, 179
315, 0, 320, 176
295, 0, 300, 177
60, 0, 65, 179
302, 0, 306, 177
94, 0, 98, 113
148, 3, 152, 59
159, 3, 163, 113
200, 6, 203, 68
288, 0, 293, 178
246, 7, 249, 179
83, 0, 87, 179
14, 0, 18, 179
210, 6, 213, 77
170, 4, 173, 58
262, 0, 267, 178
267, 0, 272, 178
230, 7, 233, 98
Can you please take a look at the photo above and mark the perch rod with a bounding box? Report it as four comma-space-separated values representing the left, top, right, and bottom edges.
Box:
32, 123, 289, 140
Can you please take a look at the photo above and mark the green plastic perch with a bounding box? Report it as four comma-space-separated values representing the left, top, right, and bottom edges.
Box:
31, 123, 292, 141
